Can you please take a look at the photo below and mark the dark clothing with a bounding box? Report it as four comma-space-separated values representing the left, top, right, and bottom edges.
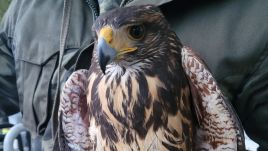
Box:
0, 0, 267, 150
161, 1, 268, 150
0, 0, 94, 137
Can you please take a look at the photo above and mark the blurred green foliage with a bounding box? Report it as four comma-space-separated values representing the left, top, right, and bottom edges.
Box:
0, 0, 11, 21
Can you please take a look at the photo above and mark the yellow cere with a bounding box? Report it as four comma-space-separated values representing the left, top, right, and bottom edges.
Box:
100, 26, 137, 57
100, 26, 113, 44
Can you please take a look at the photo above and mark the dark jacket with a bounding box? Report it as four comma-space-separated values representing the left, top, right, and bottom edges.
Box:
0, 0, 267, 150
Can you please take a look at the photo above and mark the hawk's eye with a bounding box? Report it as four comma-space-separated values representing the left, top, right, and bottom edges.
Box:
128, 25, 145, 40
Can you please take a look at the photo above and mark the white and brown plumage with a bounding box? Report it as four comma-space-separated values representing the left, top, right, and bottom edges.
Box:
58, 5, 245, 151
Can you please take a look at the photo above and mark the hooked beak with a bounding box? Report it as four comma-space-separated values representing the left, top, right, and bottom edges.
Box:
97, 26, 137, 74
97, 38, 117, 74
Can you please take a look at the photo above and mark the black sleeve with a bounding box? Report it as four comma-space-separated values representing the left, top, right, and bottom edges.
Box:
160, 0, 268, 150
0, 35, 19, 116
0, 1, 20, 117
235, 47, 268, 151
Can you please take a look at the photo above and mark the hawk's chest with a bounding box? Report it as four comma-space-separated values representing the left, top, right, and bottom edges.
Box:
87, 68, 166, 125
86, 66, 193, 150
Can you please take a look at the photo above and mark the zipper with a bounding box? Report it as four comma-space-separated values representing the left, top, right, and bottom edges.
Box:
120, 0, 134, 7
85, 0, 134, 19
85, 0, 99, 20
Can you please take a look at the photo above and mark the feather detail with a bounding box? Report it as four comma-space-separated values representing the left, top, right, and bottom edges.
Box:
58, 69, 94, 150
181, 46, 245, 151
58, 5, 245, 151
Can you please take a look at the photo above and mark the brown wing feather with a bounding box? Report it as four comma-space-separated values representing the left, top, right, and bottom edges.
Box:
58, 69, 94, 150
181, 46, 245, 150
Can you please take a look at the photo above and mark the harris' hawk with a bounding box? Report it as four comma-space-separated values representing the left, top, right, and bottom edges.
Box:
58, 5, 245, 151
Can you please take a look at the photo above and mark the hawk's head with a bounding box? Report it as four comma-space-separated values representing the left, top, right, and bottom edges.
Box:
93, 5, 182, 74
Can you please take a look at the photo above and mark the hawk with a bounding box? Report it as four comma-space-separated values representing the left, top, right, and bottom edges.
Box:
58, 5, 245, 151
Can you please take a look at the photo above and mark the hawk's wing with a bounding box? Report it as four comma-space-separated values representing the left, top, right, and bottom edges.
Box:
181, 46, 245, 151
58, 69, 94, 150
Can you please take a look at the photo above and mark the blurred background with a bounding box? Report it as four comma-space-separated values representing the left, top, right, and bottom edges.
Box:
0, 0, 260, 151
0, 0, 11, 21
